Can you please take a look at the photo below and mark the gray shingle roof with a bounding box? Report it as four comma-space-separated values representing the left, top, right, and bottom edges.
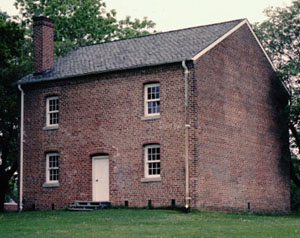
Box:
18, 19, 244, 85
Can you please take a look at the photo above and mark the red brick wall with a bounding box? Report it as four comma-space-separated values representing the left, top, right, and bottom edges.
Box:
22, 64, 187, 210
192, 24, 290, 212
22, 24, 290, 212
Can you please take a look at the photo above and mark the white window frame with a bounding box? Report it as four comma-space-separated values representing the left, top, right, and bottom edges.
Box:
46, 96, 59, 127
144, 144, 161, 178
144, 83, 160, 117
46, 153, 59, 183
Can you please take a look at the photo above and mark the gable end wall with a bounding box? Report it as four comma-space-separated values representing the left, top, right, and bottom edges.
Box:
192, 24, 290, 212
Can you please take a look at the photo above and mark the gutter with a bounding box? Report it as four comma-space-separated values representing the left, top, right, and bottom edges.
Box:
17, 84, 24, 212
17, 60, 187, 86
182, 60, 191, 210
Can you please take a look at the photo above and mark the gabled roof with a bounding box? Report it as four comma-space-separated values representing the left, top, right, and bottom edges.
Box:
19, 19, 247, 85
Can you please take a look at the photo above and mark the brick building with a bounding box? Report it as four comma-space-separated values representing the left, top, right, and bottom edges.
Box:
17, 17, 290, 212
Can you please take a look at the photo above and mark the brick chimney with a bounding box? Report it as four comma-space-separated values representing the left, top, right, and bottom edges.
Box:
33, 16, 54, 75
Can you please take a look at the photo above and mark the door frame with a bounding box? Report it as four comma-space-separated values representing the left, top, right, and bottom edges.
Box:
92, 155, 109, 201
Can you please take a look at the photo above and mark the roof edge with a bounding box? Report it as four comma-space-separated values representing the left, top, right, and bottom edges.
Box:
192, 19, 247, 61
244, 20, 290, 96
17, 60, 192, 86
191, 19, 290, 96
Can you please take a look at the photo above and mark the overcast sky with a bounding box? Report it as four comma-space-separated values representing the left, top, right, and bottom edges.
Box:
0, 0, 293, 31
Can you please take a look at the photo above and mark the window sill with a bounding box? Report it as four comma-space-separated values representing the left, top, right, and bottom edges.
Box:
141, 115, 160, 121
43, 125, 59, 131
141, 177, 161, 183
43, 182, 59, 188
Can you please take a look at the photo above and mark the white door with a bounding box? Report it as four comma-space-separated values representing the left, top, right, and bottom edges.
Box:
92, 156, 109, 201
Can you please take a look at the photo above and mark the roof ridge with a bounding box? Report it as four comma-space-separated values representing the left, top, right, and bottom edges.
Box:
152, 18, 246, 37
71, 18, 246, 51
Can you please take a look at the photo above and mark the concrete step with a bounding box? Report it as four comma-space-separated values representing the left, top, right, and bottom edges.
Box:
68, 207, 94, 211
68, 201, 111, 211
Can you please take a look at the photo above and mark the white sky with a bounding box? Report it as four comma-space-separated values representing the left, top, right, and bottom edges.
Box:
0, 0, 293, 31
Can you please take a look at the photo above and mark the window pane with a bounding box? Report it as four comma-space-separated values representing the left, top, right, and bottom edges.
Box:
152, 154, 156, 160
147, 88, 151, 99
155, 87, 160, 99
56, 99, 59, 111
50, 169, 55, 180
153, 104, 157, 113
157, 101, 160, 113
148, 102, 152, 114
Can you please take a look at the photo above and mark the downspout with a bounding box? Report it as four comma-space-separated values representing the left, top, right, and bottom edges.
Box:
18, 84, 24, 211
182, 60, 191, 210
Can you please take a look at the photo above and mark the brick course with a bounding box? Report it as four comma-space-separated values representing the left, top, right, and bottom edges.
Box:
22, 24, 290, 212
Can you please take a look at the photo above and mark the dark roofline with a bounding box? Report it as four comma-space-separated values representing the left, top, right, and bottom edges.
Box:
19, 60, 194, 86
73, 19, 246, 51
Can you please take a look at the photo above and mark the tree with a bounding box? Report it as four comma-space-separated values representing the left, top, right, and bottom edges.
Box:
254, 0, 299, 89
0, 11, 27, 212
254, 0, 300, 209
15, 0, 156, 57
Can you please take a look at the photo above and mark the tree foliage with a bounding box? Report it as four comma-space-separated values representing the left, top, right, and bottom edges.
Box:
255, 0, 300, 210
254, 0, 300, 89
0, 11, 27, 212
15, 0, 156, 57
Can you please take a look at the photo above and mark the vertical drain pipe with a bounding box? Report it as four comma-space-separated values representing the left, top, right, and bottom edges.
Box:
182, 61, 191, 210
18, 84, 24, 211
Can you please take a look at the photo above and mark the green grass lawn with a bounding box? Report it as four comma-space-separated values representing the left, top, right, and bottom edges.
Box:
1, 209, 300, 238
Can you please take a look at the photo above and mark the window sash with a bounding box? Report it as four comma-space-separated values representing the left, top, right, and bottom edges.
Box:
144, 145, 160, 178
46, 153, 59, 183
144, 84, 160, 116
46, 97, 59, 126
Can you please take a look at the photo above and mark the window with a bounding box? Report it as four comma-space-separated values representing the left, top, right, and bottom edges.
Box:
144, 83, 160, 116
46, 153, 59, 183
144, 144, 160, 178
46, 96, 59, 126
